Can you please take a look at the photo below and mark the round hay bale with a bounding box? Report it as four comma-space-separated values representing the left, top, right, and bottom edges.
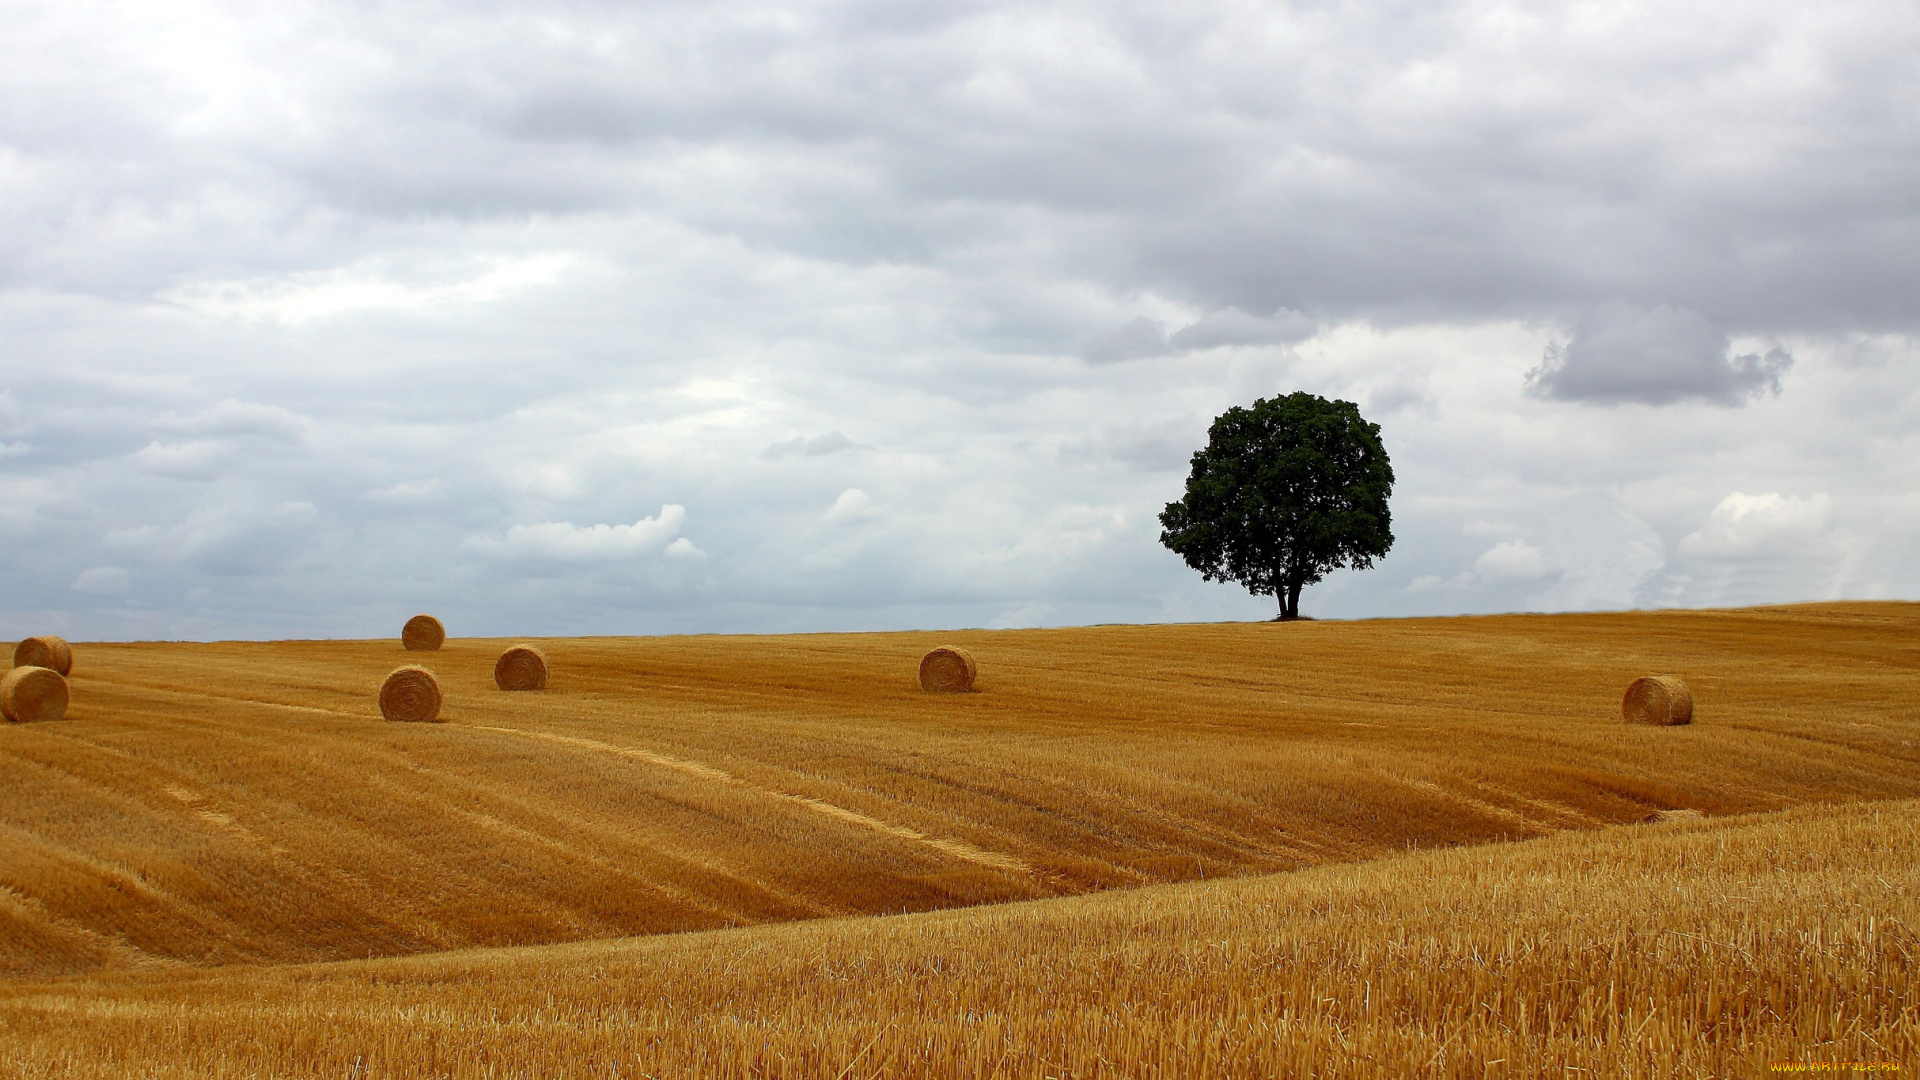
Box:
380, 666, 443, 722
2, 666, 68, 723
918, 646, 977, 693
1622, 675, 1693, 726
13, 636, 72, 677
494, 645, 548, 691
401, 614, 446, 652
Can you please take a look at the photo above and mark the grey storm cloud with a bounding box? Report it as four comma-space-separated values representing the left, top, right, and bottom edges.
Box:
1170, 310, 1318, 352
2, 0, 1919, 641
1525, 306, 1795, 406
1083, 310, 1317, 363
1083, 318, 1178, 364
5, 0, 1917, 330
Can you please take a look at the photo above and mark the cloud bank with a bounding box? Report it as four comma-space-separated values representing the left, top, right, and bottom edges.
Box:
462, 505, 693, 563
1527, 306, 1794, 405
1, 0, 1917, 640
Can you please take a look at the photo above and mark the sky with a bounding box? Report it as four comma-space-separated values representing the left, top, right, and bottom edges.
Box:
3, 0, 1918, 641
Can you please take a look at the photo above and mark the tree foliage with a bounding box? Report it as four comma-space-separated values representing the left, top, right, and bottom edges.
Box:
1159, 392, 1394, 619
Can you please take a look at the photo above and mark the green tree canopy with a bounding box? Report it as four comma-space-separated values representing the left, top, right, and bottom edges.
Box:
1159, 392, 1394, 619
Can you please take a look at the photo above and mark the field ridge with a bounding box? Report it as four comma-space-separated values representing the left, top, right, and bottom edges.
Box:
2, 602, 1917, 986
2, 796, 1912, 1077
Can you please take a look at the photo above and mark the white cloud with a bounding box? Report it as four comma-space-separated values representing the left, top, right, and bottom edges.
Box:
462, 505, 690, 561
1532, 502, 1667, 612
1473, 541, 1549, 583
102, 503, 321, 575
163, 254, 573, 324
824, 488, 877, 525
362, 479, 445, 505
153, 400, 307, 443
128, 403, 306, 480
72, 566, 130, 595
1679, 493, 1833, 560
761, 432, 867, 460
1392, 486, 1668, 613
129, 440, 237, 481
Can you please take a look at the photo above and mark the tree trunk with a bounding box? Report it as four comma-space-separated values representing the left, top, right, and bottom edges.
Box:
1276, 572, 1303, 620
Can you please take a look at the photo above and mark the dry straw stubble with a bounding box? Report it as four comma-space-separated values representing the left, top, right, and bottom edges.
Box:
13, 797, 1914, 1079
919, 646, 977, 692
494, 646, 549, 691
1622, 675, 1693, 726
1, 665, 68, 722
401, 615, 446, 652
13, 635, 72, 677
380, 666, 443, 722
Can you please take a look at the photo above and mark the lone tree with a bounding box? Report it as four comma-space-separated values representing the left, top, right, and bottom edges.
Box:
1159, 392, 1394, 620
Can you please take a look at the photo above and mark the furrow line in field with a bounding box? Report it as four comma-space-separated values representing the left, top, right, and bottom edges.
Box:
471, 726, 1035, 875
66, 678, 366, 720
1378, 773, 1547, 833
1456, 777, 1607, 828
344, 764, 786, 931
0, 882, 162, 973
0, 821, 254, 956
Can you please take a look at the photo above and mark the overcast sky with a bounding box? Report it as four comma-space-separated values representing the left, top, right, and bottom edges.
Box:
4, 0, 1918, 641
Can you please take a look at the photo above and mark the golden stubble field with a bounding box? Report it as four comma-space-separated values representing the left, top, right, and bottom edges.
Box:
1, 602, 1918, 1076
4, 799, 1912, 1078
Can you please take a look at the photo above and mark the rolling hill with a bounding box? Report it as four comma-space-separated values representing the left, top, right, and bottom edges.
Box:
1, 798, 1912, 1077
3, 602, 1917, 986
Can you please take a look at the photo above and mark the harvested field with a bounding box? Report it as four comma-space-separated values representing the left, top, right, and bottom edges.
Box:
0, 602, 1917, 1036
0, 798, 1912, 1077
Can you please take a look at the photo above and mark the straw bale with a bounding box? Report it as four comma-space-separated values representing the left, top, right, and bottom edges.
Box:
918, 646, 978, 693
1621, 675, 1693, 726
401, 615, 446, 652
380, 666, 443, 722
494, 645, 548, 691
13, 636, 72, 677
2, 666, 68, 723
